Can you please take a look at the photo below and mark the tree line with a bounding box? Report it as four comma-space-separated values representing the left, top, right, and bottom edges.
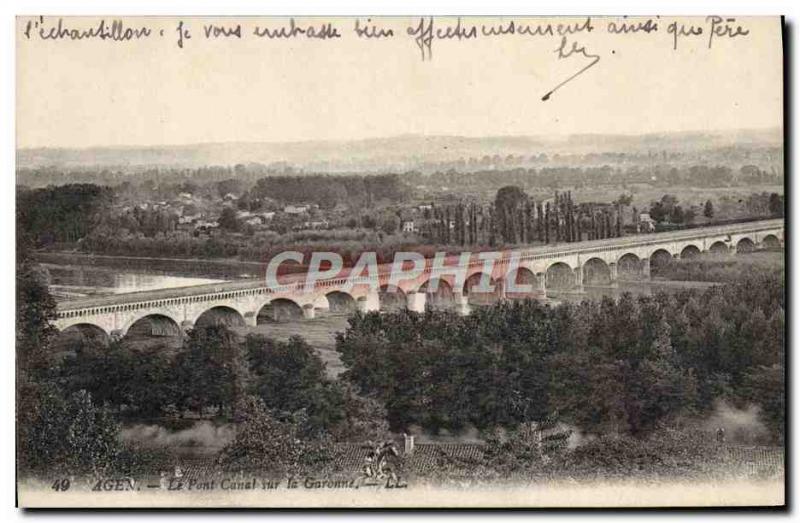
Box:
17, 184, 113, 247
406, 162, 782, 191
422, 186, 623, 246
252, 173, 411, 209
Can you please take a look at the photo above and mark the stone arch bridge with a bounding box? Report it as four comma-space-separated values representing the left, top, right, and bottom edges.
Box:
54, 219, 783, 340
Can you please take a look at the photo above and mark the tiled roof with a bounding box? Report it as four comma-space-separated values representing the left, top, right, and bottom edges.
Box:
408, 443, 485, 474
327, 442, 486, 474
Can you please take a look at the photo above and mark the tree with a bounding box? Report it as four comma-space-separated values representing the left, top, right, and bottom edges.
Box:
326, 382, 391, 442
59, 339, 134, 410
125, 345, 177, 416
17, 184, 113, 246
494, 186, 528, 244
244, 334, 327, 415
614, 193, 634, 206
380, 215, 398, 235
768, 193, 784, 217
218, 206, 240, 232
703, 200, 714, 219
13, 247, 124, 477
244, 334, 376, 438
174, 324, 244, 416
18, 388, 122, 476
16, 254, 57, 378
218, 396, 332, 475
215, 178, 244, 199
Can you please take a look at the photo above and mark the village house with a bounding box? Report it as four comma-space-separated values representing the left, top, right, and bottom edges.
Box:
194, 220, 219, 233
284, 204, 310, 215
303, 220, 329, 229
401, 220, 417, 233
178, 212, 203, 225
638, 212, 656, 232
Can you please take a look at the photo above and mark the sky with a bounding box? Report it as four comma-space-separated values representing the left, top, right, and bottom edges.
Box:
16, 15, 783, 149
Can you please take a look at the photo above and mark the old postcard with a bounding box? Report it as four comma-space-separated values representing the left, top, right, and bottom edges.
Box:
15, 15, 785, 508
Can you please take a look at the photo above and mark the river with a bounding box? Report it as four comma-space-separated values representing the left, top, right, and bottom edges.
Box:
34, 252, 267, 300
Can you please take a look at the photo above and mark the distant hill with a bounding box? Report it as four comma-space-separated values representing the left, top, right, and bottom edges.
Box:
17, 128, 782, 172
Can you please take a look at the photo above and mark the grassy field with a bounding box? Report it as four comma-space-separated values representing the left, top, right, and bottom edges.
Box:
235, 313, 351, 378
654, 250, 784, 283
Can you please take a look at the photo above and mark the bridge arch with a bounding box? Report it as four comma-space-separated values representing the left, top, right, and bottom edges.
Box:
582, 257, 612, 286
503, 266, 539, 298
736, 237, 756, 254
650, 248, 673, 276
463, 272, 499, 305
257, 298, 304, 324
57, 317, 110, 335
419, 277, 455, 309
762, 234, 781, 249
124, 313, 182, 339
545, 258, 580, 272
617, 252, 644, 280
378, 284, 406, 312
325, 291, 357, 314
194, 306, 246, 329
709, 241, 729, 255
680, 245, 701, 259
545, 262, 574, 290
54, 322, 111, 351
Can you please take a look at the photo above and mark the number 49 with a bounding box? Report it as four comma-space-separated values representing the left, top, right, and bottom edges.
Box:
51, 478, 71, 491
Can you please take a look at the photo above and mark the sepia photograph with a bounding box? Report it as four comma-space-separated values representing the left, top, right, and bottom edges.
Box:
12, 12, 786, 509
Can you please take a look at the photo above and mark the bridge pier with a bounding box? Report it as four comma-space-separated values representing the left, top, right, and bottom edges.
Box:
357, 291, 381, 313
110, 329, 124, 342
574, 266, 584, 293
642, 259, 651, 279
495, 279, 507, 301
536, 272, 547, 298
609, 262, 619, 287
454, 292, 471, 316
406, 291, 426, 314
244, 312, 258, 328
302, 304, 316, 320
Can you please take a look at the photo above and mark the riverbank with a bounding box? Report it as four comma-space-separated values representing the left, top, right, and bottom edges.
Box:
34, 251, 267, 280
